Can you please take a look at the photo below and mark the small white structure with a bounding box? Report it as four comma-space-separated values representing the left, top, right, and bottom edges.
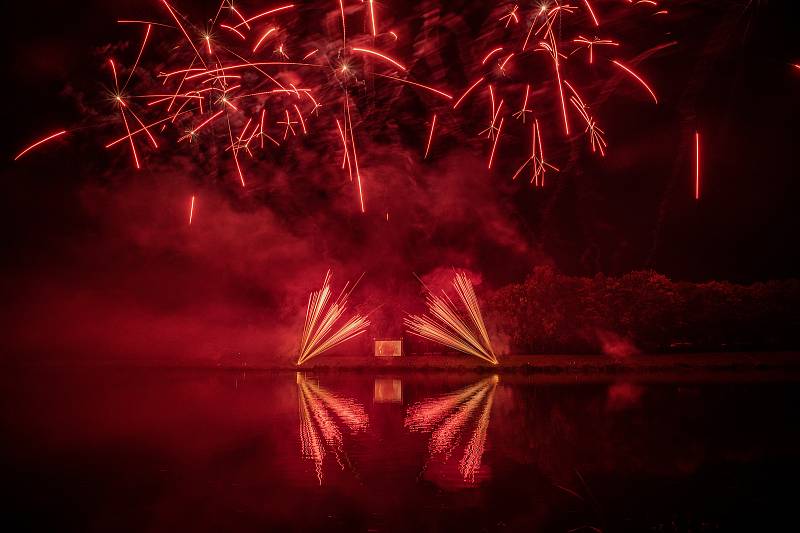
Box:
374, 339, 402, 357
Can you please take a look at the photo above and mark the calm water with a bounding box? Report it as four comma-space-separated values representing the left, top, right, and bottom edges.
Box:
1, 368, 799, 532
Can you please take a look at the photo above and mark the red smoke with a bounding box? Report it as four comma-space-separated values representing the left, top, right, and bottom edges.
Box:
3, 147, 539, 365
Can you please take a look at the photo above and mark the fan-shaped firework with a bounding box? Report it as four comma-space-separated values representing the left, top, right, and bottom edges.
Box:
405, 272, 498, 364
297, 270, 369, 365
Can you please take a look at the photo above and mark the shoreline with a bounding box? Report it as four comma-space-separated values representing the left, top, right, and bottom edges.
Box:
5, 352, 800, 378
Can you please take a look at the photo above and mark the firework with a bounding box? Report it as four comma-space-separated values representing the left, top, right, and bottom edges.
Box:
15, 1, 453, 214
14, 2, 722, 215
424, 113, 437, 160
14, 130, 68, 161
405, 272, 498, 364
188, 195, 195, 225
296, 271, 369, 366
447, 1, 666, 178
695, 131, 701, 200
611, 59, 659, 104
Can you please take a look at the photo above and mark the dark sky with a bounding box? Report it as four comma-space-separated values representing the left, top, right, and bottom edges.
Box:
0, 1, 799, 360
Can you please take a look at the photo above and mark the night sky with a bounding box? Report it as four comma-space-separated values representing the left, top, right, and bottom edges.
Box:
1, 1, 799, 361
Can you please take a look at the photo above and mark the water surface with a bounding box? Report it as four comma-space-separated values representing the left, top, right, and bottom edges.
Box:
1, 368, 798, 531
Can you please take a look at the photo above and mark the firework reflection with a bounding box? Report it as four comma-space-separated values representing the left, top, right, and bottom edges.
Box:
296, 372, 368, 484
405, 375, 499, 485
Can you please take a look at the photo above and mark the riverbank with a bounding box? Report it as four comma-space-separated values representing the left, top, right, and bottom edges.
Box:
10, 352, 800, 378
288, 352, 800, 376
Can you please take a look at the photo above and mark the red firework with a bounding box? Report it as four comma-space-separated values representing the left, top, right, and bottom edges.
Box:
446, 1, 666, 183
14, 2, 742, 210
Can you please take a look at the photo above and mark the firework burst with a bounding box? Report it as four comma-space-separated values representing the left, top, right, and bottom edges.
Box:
14, 1, 740, 208
405, 272, 498, 364
443, 1, 667, 182
296, 270, 369, 366
15, 1, 452, 215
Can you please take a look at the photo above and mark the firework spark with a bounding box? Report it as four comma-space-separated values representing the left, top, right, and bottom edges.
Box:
695, 131, 701, 200
424, 113, 437, 159
611, 59, 659, 104
13, 130, 68, 161
296, 271, 369, 366
405, 272, 498, 364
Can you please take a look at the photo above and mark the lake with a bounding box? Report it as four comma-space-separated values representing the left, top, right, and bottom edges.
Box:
1, 367, 799, 531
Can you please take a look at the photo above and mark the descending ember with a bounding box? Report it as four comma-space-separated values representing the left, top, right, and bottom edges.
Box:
188, 195, 195, 225
611, 59, 659, 104
424, 114, 437, 159
296, 271, 369, 366
14, 130, 68, 161
405, 272, 498, 364
695, 131, 701, 200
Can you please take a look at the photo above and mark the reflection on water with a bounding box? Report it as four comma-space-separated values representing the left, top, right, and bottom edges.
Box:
373, 378, 402, 403
405, 375, 498, 484
1, 368, 799, 531
296, 373, 368, 484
